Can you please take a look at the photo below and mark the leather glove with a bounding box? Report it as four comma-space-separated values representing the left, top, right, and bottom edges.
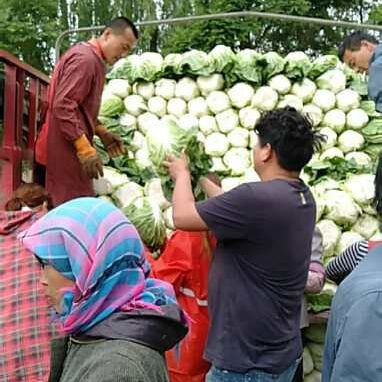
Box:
96, 125, 125, 158
74, 134, 104, 179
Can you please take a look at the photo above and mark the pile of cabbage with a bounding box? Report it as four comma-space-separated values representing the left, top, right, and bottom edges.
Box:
95, 46, 382, 273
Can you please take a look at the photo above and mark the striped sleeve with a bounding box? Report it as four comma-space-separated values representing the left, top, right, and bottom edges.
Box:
325, 240, 368, 284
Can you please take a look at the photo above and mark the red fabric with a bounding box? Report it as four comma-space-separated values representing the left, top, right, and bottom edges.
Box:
0, 211, 59, 381
368, 240, 382, 251
149, 231, 216, 382
45, 43, 106, 206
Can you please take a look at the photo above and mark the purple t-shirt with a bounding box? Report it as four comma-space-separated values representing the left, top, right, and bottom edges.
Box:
196, 179, 316, 374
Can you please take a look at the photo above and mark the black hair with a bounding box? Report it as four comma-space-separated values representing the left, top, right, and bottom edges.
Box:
338, 31, 378, 61
255, 107, 323, 172
374, 154, 382, 216
104, 17, 139, 39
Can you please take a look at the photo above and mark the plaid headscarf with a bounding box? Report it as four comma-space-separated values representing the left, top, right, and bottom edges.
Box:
19, 197, 178, 335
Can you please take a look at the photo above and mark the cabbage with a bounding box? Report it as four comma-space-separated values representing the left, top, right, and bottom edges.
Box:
135, 147, 153, 170
163, 53, 182, 75
249, 131, 259, 148
155, 78, 176, 100
284, 51, 312, 80
316, 219, 341, 257
120, 113, 137, 131
106, 79, 131, 98
207, 91, 231, 114
343, 174, 375, 206
93, 167, 129, 195
320, 147, 344, 160
277, 94, 303, 112
133, 81, 155, 100
179, 50, 213, 76
227, 128, 249, 148
124, 196, 166, 249
147, 96, 167, 117
302, 104, 323, 127
130, 131, 146, 151
336, 231, 364, 255
304, 371, 322, 382
251, 86, 279, 111
196, 74, 225, 96
345, 151, 372, 168
137, 112, 159, 135
221, 177, 242, 191
123, 53, 163, 83
99, 93, 124, 117
319, 127, 337, 149
144, 178, 170, 210
346, 108, 369, 130
316, 69, 346, 94
199, 115, 218, 136
124, 95, 147, 116
308, 54, 339, 79
312, 89, 336, 112
268, 74, 292, 95
163, 206, 175, 230
307, 342, 323, 371
146, 119, 188, 170
204, 132, 230, 156
208, 45, 236, 73
188, 97, 209, 117
322, 109, 346, 133
211, 157, 229, 173
175, 77, 200, 101
338, 130, 365, 153
239, 107, 261, 129
232, 49, 263, 84
291, 78, 317, 103
113, 181, 144, 209
324, 190, 360, 226
261, 52, 285, 80
227, 83, 255, 108
178, 114, 199, 131
303, 347, 314, 376
223, 148, 250, 175
336, 89, 360, 112
242, 167, 260, 183
352, 214, 379, 239
167, 98, 187, 117
304, 324, 326, 344
216, 109, 239, 133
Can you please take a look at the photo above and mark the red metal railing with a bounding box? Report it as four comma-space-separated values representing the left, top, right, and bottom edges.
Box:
0, 50, 49, 207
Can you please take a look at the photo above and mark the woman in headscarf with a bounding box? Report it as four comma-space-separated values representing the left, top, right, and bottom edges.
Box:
19, 197, 188, 382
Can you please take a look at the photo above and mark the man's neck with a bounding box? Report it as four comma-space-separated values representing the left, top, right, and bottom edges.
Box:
260, 168, 300, 182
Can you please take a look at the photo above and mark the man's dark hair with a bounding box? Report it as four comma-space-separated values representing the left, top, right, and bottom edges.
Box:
374, 154, 382, 216
338, 31, 378, 61
104, 17, 139, 39
256, 107, 323, 172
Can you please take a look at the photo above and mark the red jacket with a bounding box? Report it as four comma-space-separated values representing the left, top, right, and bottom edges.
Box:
148, 230, 216, 382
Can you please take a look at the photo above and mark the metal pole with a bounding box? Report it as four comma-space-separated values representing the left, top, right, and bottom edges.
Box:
55, 10, 382, 62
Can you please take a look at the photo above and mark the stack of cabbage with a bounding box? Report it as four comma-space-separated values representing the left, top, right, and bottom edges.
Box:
95, 46, 382, 270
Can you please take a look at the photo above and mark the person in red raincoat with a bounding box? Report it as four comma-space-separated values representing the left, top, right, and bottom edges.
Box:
35, 17, 138, 206
147, 174, 221, 382
149, 230, 216, 382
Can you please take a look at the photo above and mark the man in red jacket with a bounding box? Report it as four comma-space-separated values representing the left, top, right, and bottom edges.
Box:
36, 17, 138, 206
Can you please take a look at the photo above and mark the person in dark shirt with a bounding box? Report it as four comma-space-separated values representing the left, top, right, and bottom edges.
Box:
165, 107, 323, 382
338, 31, 382, 111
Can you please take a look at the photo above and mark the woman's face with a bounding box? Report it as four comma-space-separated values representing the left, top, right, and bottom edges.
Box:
40, 265, 74, 313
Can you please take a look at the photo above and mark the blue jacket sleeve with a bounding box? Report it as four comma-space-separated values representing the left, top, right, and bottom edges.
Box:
368, 58, 382, 112
324, 292, 382, 382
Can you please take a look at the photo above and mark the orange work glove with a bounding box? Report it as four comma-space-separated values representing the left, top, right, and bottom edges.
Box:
74, 134, 104, 179
95, 125, 125, 158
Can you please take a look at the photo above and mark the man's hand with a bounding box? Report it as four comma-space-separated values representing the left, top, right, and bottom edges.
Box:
164, 153, 190, 181
98, 130, 125, 158
78, 152, 104, 179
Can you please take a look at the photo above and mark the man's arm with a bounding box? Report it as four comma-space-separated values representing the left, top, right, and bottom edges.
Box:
368, 58, 382, 112
200, 176, 224, 198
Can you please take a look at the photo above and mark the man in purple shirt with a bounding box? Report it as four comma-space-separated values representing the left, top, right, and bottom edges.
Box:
165, 107, 323, 382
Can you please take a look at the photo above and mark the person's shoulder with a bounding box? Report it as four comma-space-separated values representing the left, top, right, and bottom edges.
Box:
61, 43, 98, 66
